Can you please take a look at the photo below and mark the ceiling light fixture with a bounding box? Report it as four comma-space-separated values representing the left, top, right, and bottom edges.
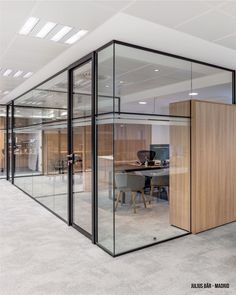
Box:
105, 85, 109, 88
3, 69, 12, 77
19, 17, 39, 35
13, 70, 23, 78
139, 101, 147, 105
189, 92, 198, 96
23, 72, 33, 78
3, 91, 9, 95
119, 81, 124, 84
65, 29, 88, 44
154, 69, 159, 72
36, 22, 57, 38
51, 26, 72, 42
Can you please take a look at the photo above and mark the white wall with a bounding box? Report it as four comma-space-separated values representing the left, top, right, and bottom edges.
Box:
151, 125, 169, 145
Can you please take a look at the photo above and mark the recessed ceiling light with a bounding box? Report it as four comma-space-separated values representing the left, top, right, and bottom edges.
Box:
139, 101, 147, 105
3, 69, 12, 77
65, 30, 88, 44
154, 69, 159, 72
119, 81, 124, 84
189, 92, 198, 96
13, 70, 23, 78
105, 85, 109, 88
36, 22, 57, 38
51, 26, 72, 42
19, 17, 39, 35
23, 72, 33, 78
3, 91, 9, 95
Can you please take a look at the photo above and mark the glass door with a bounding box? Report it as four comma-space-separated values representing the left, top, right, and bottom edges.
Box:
71, 60, 92, 237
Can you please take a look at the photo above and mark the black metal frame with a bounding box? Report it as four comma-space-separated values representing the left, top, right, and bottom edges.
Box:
0, 105, 7, 180
5, 105, 9, 180
68, 53, 94, 240
4, 39, 236, 257
11, 101, 15, 184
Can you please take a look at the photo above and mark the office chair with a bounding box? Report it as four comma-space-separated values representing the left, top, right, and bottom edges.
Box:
137, 150, 156, 165
150, 175, 169, 200
115, 173, 147, 213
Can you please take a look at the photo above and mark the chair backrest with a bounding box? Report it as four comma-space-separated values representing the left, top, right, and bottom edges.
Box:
137, 150, 156, 164
116, 173, 145, 191
151, 175, 169, 186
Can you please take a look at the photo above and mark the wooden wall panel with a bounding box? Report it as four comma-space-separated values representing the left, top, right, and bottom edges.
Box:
169, 100, 190, 117
169, 101, 191, 231
114, 124, 151, 163
191, 100, 236, 233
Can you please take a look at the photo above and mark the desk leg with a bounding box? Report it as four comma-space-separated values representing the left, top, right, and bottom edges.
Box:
121, 192, 126, 204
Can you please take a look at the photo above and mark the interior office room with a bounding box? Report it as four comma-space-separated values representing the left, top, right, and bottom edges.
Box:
1, 1, 236, 294
2, 40, 233, 256
96, 42, 233, 255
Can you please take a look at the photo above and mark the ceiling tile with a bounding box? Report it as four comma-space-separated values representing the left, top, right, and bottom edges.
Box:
93, 1, 134, 11
219, 1, 236, 17
177, 10, 236, 41
124, 0, 212, 28
215, 34, 236, 50
206, 1, 226, 8
0, 1, 36, 54
34, 1, 119, 30
0, 36, 66, 67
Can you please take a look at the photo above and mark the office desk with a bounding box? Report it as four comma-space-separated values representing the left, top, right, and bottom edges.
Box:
116, 163, 169, 172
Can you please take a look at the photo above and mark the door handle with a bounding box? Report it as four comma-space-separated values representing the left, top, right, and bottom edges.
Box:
67, 154, 75, 166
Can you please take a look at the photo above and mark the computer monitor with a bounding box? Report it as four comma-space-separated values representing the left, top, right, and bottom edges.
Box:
150, 144, 169, 162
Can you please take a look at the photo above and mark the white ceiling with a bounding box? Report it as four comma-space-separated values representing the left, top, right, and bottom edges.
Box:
1, 0, 236, 103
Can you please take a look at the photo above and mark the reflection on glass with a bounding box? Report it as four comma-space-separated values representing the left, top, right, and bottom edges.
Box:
97, 120, 114, 253
97, 45, 114, 114
72, 61, 92, 234
0, 106, 6, 179
114, 114, 190, 254
97, 45, 115, 253
13, 71, 68, 221
114, 44, 232, 116
191, 63, 232, 104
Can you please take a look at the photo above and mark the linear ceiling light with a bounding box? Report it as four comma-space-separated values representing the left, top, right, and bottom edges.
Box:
23, 72, 33, 78
19, 17, 39, 35
3, 69, 12, 77
65, 30, 88, 44
13, 70, 23, 78
36, 22, 57, 38
3, 91, 9, 95
189, 92, 198, 96
51, 26, 72, 42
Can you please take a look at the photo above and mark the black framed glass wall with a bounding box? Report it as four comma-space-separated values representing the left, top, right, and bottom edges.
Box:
0, 105, 6, 179
7, 40, 234, 256
71, 59, 93, 237
12, 71, 68, 221
96, 42, 233, 255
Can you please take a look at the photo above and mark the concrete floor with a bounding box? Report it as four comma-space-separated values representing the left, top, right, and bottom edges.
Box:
0, 180, 236, 295
14, 174, 187, 254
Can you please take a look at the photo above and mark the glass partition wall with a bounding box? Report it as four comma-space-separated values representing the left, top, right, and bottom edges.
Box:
12, 72, 68, 221
96, 42, 233, 255
0, 105, 6, 179
7, 41, 234, 256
